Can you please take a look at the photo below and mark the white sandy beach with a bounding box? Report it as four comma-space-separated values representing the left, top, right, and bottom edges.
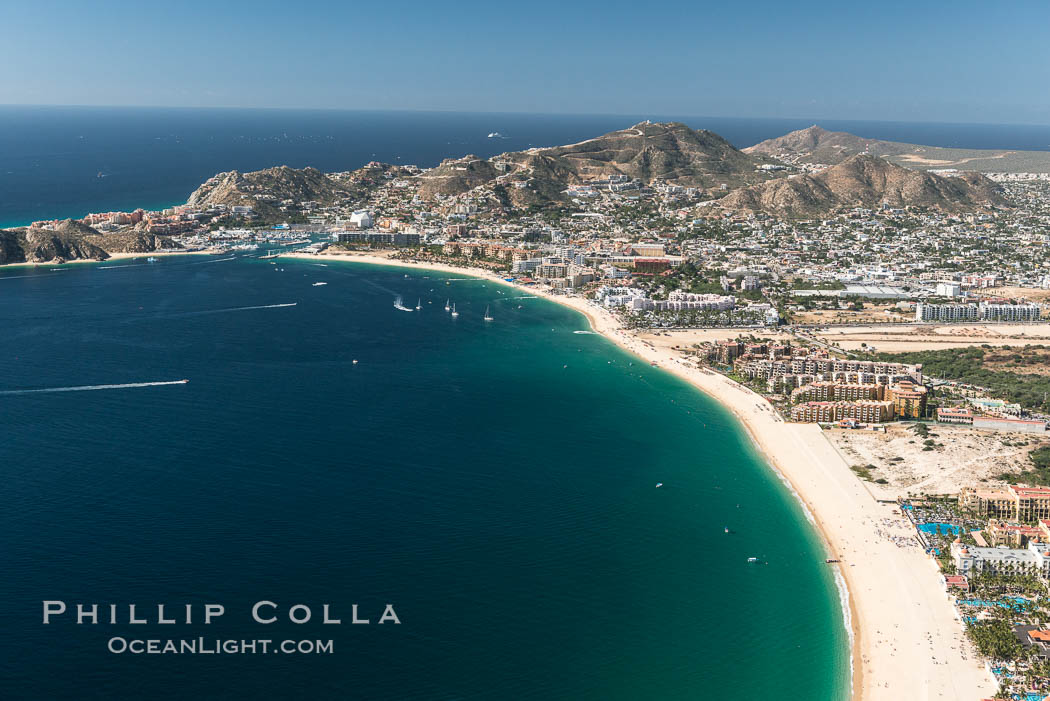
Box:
286, 250, 997, 701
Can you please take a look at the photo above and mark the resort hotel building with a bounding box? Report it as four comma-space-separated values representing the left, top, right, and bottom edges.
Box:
950, 539, 1050, 577
960, 485, 1050, 521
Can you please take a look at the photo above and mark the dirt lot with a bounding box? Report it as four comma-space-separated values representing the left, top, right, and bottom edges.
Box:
810, 323, 1050, 352
792, 305, 911, 325
983, 286, 1050, 303
635, 328, 792, 349
824, 422, 1048, 499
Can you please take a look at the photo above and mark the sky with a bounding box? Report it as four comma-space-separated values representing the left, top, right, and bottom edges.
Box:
2, 0, 1049, 124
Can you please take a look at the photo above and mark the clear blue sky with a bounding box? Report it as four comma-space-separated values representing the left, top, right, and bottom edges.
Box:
3, 0, 1049, 124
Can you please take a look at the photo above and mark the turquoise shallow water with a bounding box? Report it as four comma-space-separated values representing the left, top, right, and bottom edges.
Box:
0, 255, 849, 700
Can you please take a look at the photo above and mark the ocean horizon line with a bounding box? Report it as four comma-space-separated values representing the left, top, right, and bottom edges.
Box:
2, 102, 1050, 130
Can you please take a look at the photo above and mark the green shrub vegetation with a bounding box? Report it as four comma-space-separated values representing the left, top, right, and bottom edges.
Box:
876, 347, 1050, 412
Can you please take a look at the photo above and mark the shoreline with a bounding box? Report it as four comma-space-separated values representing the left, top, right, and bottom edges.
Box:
0, 249, 222, 271
283, 249, 996, 701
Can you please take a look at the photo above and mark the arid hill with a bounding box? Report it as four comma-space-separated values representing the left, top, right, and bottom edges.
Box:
0, 220, 109, 265
418, 156, 503, 198
416, 121, 783, 202
747, 125, 1050, 173
720, 154, 1007, 218
85, 230, 180, 254
0, 219, 180, 265
187, 165, 355, 216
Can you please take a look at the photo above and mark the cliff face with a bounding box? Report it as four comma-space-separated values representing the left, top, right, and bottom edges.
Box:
0, 220, 112, 263
719, 154, 1007, 218
0, 217, 185, 265
0, 230, 27, 265
23, 225, 110, 262
86, 231, 179, 254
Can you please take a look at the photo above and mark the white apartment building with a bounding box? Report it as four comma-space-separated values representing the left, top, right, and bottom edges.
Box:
915, 302, 1042, 323
934, 281, 962, 297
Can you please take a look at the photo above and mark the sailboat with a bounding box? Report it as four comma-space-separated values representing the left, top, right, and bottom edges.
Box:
450, 304, 459, 318
483, 305, 493, 322
415, 298, 422, 310
444, 299, 451, 311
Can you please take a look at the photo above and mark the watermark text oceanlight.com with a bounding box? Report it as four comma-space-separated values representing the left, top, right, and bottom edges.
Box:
107, 637, 334, 655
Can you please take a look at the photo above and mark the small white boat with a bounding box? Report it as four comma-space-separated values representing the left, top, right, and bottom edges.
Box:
483, 305, 493, 322
312, 282, 327, 287
415, 298, 422, 310
352, 359, 359, 365
655, 483, 663, 488
724, 527, 730, 534
747, 557, 759, 563
444, 299, 451, 311
450, 303, 458, 318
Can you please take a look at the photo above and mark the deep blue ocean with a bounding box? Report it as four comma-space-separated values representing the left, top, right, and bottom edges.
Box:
3, 106, 1050, 227
6, 106, 1030, 698
0, 255, 850, 699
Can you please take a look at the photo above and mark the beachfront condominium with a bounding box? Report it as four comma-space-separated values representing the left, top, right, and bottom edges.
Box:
790, 400, 895, 424
790, 381, 885, 403
734, 354, 922, 386
961, 485, 1050, 521
885, 381, 928, 419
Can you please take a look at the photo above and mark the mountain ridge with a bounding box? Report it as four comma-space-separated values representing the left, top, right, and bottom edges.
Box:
719, 154, 1007, 218
417, 121, 782, 202
746, 125, 1050, 173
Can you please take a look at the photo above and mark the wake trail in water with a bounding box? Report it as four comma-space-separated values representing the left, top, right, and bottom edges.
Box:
0, 271, 68, 280
177, 302, 297, 317
189, 256, 237, 264
0, 379, 189, 396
